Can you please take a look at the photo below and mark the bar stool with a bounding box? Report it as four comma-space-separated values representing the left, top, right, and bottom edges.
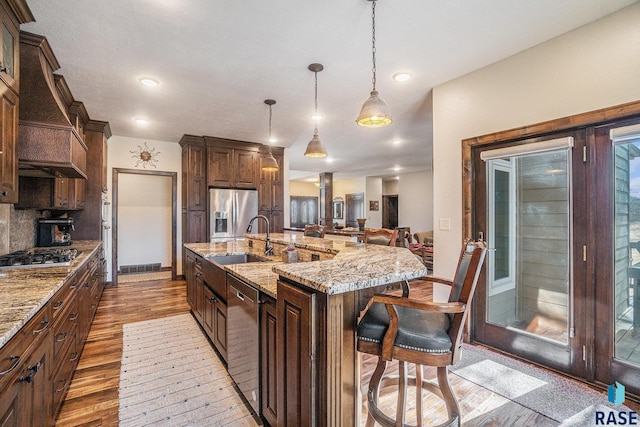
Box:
357, 240, 487, 427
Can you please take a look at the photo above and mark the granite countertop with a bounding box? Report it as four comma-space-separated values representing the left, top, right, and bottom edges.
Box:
186, 233, 427, 297
184, 240, 282, 298
0, 240, 103, 350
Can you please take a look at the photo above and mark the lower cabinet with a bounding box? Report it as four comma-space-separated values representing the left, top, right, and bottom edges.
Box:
0, 244, 105, 426
276, 279, 317, 426
186, 249, 227, 362
261, 295, 278, 427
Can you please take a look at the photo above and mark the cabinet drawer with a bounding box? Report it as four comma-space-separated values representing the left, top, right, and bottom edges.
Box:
0, 304, 51, 390
51, 337, 77, 417
52, 299, 78, 361
51, 270, 83, 320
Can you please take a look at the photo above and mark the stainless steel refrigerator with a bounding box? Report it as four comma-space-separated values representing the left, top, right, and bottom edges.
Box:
209, 188, 258, 241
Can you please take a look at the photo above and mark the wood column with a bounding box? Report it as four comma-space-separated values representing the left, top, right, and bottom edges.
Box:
319, 172, 333, 229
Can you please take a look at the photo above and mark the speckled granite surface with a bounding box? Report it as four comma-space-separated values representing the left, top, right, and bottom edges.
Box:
186, 233, 427, 297
0, 241, 102, 350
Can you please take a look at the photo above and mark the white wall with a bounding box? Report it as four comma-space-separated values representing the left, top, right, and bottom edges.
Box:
289, 181, 319, 197
117, 174, 172, 268
383, 180, 398, 195
334, 177, 366, 226
106, 136, 182, 280
398, 171, 433, 235
432, 3, 640, 299
365, 177, 382, 228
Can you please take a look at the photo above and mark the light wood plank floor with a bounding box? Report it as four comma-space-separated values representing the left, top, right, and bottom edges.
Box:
55, 277, 638, 426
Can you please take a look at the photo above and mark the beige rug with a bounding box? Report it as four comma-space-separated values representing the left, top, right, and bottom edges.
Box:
118, 271, 172, 283
119, 314, 258, 426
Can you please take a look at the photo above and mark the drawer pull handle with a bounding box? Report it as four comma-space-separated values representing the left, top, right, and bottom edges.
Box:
69, 352, 79, 362
70, 282, 79, 289
209, 296, 217, 303
69, 313, 79, 321
28, 362, 41, 373
56, 332, 68, 343
0, 356, 19, 376
55, 379, 67, 393
236, 291, 245, 301
19, 373, 33, 383
53, 301, 64, 310
33, 320, 49, 334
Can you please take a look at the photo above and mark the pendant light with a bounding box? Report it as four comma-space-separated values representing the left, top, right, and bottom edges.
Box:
304, 63, 328, 158
261, 99, 279, 172
356, 0, 392, 128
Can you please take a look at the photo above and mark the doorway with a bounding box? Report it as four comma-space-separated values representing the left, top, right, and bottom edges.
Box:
345, 192, 364, 228
112, 168, 177, 287
382, 195, 398, 229
464, 102, 640, 398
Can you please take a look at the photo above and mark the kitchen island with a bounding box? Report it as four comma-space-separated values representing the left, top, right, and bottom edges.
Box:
185, 233, 428, 426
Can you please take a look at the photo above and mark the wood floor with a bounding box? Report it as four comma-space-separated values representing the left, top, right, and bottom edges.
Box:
54, 277, 638, 426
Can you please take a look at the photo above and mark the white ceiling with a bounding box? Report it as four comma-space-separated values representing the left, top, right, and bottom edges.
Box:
22, 0, 637, 180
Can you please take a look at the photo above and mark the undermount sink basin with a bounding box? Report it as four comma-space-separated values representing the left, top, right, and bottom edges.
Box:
206, 253, 265, 265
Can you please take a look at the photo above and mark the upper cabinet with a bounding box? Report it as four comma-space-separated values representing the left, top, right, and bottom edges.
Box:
205, 137, 260, 189
0, 0, 33, 204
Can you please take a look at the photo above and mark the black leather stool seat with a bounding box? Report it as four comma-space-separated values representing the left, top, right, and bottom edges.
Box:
357, 302, 452, 354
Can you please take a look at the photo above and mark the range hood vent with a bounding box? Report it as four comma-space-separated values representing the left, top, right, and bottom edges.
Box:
18, 31, 87, 179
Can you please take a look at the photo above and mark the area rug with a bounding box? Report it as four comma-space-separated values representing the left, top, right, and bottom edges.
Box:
119, 314, 258, 426
451, 344, 630, 424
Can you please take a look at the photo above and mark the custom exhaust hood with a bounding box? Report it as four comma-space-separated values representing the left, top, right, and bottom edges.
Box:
18, 31, 87, 179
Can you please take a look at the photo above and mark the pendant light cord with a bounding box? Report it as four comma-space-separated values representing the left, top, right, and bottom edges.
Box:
268, 103, 273, 154
371, 0, 377, 91
314, 70, 319, 133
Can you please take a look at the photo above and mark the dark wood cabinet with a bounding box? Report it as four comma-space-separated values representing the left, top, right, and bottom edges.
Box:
0, 88, 18, 203
276, 279, 316, 426
182, 135, 281, 243
72, 120, 110, 241
261, 294, 278, 427
185, 249, 228, 361
0, 0, 33, 204
206, 140, 259, 189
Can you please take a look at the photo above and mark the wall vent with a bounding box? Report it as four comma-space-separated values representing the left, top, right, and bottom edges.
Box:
119, 263, 161, 274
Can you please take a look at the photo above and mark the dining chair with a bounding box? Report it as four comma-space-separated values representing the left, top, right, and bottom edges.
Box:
303, 224, 325, 238
363, 228, 399, 246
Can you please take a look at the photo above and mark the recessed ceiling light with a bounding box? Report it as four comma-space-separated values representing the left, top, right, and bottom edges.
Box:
135, 118, 149, 125
311, 114, 322, 121
393, 166, 401, 171
325, 157, 334, 163
139, 77, 159, 87
392, 72, 412, 82
268, 137, 277, 144
392, 139, 402, 145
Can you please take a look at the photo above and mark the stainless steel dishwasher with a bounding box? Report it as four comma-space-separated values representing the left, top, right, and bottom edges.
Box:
227, 274, 260, 415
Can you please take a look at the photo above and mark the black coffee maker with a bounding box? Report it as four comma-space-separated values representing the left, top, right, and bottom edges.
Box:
37, 218, 74, 247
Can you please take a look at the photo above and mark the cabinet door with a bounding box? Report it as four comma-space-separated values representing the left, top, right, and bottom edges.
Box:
276, 280, 316, 426
185, 143, 206, 210
71, 178, 85, 209
261, 295, 278, 427
234, 149, 257, 188
0, 2, 19, 91
186, 210, 207, 243
193, 257, 204, 322
213, 301, 227, 362
271, 210, 284, 233
207, 146, 233, 187
202, 285, 216, 337
0, 87, 17, 203
0, 370, 22, 427
24, 334, 51, 427
185, 250, 195, 310
53, 178, 71, 209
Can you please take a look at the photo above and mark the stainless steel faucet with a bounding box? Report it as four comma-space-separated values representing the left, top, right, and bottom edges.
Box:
246, 215, 274, 256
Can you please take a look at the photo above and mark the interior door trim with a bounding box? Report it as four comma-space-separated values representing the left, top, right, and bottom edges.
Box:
112, 168, 178, 287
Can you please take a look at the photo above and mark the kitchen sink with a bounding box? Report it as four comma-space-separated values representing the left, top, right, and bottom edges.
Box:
206, 253, 265, 265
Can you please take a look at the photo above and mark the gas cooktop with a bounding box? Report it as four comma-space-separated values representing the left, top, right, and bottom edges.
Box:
0, 248, 80, 269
